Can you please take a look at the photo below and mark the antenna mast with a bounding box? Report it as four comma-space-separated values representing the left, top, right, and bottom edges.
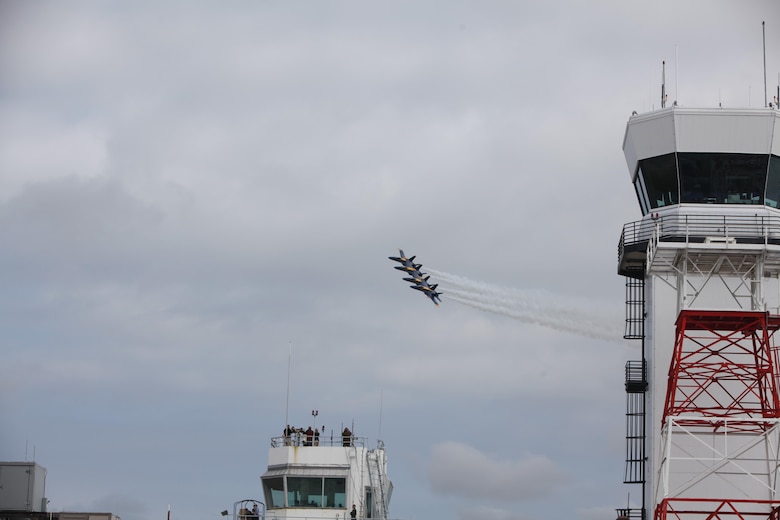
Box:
378, 388, 384, 439
763, 21, 768, 107
285, 341, 291, 429
675, 45, 679, 105
661, 61, 666, 108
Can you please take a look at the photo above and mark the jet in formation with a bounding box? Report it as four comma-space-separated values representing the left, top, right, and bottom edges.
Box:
389, 249, 442, 306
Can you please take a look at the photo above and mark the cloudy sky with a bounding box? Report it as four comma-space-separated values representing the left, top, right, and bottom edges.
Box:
1, 2, 779, 520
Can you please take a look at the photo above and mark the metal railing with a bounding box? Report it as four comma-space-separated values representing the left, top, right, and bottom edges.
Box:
263, 514, 401, 520
620, 213, 780, 250
271, 434, 367, 448
615, 508, 645, 520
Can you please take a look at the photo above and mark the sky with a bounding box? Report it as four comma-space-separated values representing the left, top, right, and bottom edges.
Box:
1, 2, 779, 520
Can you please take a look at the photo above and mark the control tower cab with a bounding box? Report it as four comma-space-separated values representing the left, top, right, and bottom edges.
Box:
626, 107, 780, 214
620, 107, 780, 278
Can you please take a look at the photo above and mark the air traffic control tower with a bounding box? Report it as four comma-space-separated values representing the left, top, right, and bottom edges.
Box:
616, 106, 780, 520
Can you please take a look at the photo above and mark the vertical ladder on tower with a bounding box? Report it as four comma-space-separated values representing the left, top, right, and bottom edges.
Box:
366, 444, 388, 520
624, 275, 645, 340
624, 360, 647, 484
622, 274, 647, 520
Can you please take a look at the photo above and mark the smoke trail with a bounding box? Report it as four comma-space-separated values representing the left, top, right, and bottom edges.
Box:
426, 268, 624, 343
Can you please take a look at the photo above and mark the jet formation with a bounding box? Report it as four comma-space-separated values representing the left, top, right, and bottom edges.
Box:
388, 249, 442, 306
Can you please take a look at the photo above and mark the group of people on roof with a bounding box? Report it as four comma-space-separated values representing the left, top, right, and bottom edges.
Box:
282, 424, 355, 447
284, 424, 320, 446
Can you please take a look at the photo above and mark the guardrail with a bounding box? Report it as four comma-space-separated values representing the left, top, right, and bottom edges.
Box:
620, 213, 780, 249
271, 434, 367, 448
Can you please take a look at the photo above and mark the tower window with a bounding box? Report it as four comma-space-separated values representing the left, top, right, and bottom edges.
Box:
765, 155, 780, 208
679, 153, 767, 205
638, 153, 678, 210
635, 152, 774, 210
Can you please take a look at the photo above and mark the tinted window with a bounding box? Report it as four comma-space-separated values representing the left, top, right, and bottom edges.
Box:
324, 478, 346, 508
639, 153, 678, 209
287, 477, 322, 507
262, 477, 285, 509
679, 153, 767, 204
766, 155, 780, 208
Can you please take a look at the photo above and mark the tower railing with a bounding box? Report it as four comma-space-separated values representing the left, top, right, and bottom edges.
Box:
620, 213, 780, 250
619, 213, 780, 279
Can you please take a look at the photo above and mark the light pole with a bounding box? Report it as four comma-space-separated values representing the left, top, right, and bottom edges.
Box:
312, 410, 319, 446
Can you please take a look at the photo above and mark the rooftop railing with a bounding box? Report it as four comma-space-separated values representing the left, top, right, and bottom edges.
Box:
271, 434, 366, 448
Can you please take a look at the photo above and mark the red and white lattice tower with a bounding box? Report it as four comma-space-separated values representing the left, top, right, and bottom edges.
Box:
617, 107, 780, 520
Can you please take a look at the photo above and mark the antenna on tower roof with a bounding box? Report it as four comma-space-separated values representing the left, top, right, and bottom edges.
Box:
661, 61, 666, 108
675, 44, 679, 106
285, 341, 291, 430
763, 21, 768, 107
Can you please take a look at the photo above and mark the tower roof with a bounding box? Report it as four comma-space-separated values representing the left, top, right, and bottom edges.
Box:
623, 107, 780, 182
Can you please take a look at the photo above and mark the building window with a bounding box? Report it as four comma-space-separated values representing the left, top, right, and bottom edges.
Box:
263, 476, 347, 509
678, 152, 767, 205
324, 478, 346, 508
635, 152, 774, 209
765, 155, 780, 208
287, 477, 323, 507
262, 477, 285, 509
638, 153, 678, 210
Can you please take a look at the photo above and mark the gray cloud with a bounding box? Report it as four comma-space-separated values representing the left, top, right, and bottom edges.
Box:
428, 442, 569, 501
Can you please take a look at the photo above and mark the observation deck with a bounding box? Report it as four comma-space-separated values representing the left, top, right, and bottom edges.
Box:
618, 210, 780, 278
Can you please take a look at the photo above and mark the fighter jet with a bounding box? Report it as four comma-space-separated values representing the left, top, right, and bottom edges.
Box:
395, 264, 424, 275
389, 249, 422, 272
403, 274, 430, 284
410, 283, 443, 306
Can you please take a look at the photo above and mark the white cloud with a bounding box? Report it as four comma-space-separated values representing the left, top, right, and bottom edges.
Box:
428, 442, 569, 501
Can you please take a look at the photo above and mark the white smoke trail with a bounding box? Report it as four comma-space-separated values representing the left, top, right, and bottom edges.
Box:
426, 268, 625, 342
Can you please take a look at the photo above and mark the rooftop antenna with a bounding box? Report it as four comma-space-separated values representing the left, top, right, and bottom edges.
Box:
649, 64, 653, 111
675, 44, 679, 105
763, 21, 768, 107
661, 61, 667, 108
378, 388, 384, 439
285, 341, 291, 430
